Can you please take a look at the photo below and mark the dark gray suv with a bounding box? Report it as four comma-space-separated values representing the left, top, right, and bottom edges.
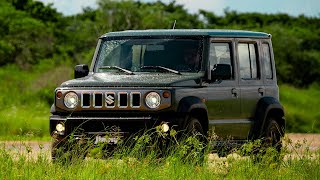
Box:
50, 29, 285, 159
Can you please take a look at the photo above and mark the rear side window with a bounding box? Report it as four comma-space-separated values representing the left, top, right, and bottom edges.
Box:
238, 43, 259, 79
262, 43, 273, 79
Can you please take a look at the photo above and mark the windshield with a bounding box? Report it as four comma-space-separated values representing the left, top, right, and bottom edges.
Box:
94, 37, 204, 73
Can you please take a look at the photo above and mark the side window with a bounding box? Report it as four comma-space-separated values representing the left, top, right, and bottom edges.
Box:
238, 43, 259, 79
262, 43, 273, 79
209, 42, 233, 79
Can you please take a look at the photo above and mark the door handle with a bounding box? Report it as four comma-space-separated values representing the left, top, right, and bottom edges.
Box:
258, 88, 264, 96
231, 88, 238, 98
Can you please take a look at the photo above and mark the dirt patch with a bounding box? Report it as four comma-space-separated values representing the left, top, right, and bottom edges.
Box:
285, 133, 320, 153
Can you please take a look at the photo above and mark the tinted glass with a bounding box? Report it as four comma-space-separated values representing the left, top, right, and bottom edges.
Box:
262, 43, 273, 79
95, 38, 203, 73
238, 43, 258, 79
209, 42, 233, 78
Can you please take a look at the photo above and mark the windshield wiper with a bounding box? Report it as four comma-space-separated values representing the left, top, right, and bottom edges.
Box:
141, 66, 181, 75
99, 66, 134, 75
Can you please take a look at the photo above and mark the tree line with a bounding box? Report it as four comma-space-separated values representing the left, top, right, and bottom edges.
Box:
1, 0, 320, 87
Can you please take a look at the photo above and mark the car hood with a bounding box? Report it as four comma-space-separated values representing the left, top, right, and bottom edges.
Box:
60, 72, 205, 87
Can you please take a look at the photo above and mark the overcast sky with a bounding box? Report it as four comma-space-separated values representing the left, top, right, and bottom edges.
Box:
37, 0, 319, 17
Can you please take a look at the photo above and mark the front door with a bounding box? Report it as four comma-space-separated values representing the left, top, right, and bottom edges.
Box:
206, 39, 245, 139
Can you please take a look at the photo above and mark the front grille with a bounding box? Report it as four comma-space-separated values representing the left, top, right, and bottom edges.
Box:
131, 93, 141, 108
94, 93, 103, 108
82, 93, 90, 108
119, 92, 128, 108
81, 92, 141, 109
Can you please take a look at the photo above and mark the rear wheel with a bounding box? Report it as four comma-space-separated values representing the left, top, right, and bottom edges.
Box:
263, 118, 284, 151
251, 118, 284, 163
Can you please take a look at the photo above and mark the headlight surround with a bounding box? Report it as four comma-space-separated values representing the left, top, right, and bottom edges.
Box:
64, 92, 79, 109
145, 92, 161, 109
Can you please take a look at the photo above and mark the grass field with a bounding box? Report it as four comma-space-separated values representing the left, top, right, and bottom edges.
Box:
0, 62, 72, 139
280, 84, 320, 133
0, 134, 319, 179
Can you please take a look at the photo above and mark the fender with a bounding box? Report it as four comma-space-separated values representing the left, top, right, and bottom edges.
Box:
250, 96, 285, 139
176, 96, 208, 128
50, 104, 56, 114
50, 104, 69, 114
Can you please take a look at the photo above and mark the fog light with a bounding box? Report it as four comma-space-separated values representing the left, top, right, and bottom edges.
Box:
161, 123, 170, 133
56, 123, 65, 132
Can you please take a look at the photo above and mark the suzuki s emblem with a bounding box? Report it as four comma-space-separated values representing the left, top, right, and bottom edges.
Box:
105, 94, 115, 105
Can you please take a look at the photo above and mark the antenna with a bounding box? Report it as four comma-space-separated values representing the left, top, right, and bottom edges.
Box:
172, 20, 176, 29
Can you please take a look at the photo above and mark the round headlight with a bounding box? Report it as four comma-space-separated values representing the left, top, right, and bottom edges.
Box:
145, 92, 161, 109
64, 92, 78, 109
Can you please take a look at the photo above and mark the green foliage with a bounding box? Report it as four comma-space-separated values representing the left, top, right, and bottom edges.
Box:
280, 84, 320, 133
9, 0, 61, 22
0, 61, 72, 138
0, 0, 56, 67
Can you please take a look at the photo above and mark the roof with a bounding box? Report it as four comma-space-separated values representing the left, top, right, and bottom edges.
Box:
101, 29, 270, 38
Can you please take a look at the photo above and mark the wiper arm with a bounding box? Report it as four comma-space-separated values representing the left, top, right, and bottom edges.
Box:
99, 66, 134, 75
141, 66, 181, 75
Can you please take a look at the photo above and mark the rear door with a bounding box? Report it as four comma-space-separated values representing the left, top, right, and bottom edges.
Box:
236, 39, 264, 122
260, 40, 279, 98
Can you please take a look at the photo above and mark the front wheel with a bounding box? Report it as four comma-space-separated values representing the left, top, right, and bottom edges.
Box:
51, 135, 67, 162
184, 117, 206, 164
186, 117, 204, 136
51, 135, 87, 163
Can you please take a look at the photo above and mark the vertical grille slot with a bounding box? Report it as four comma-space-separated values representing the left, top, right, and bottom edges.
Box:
119, 92, 128, 108
82, 93, 91, 108
105, 92, 115, 108
94, 93, 103, 108
131, 92, 141, 108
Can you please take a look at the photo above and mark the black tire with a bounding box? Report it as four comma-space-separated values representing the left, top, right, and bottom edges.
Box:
263, 118, 284, 152
51, 135, 66, 162
186, 117, 204, 137
51, 138, 65, 162
184, 117, 206, 164
250, 118, 284, 163
51, 136, 87, 163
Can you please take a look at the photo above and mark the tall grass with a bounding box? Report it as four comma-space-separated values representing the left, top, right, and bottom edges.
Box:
0, 61, 72, 139
0, 131, 319, 179
280, 84, 320, 133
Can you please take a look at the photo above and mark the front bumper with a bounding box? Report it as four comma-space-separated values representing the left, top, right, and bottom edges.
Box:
50, 113, 177, 138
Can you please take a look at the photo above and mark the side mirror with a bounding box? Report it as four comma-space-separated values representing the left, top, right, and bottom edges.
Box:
75, 64, 89, 79
211, 64, 231, 81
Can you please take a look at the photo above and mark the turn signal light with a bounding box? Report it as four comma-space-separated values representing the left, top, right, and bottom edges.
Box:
56, 91, 62, 99
163, 91, 170, 98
